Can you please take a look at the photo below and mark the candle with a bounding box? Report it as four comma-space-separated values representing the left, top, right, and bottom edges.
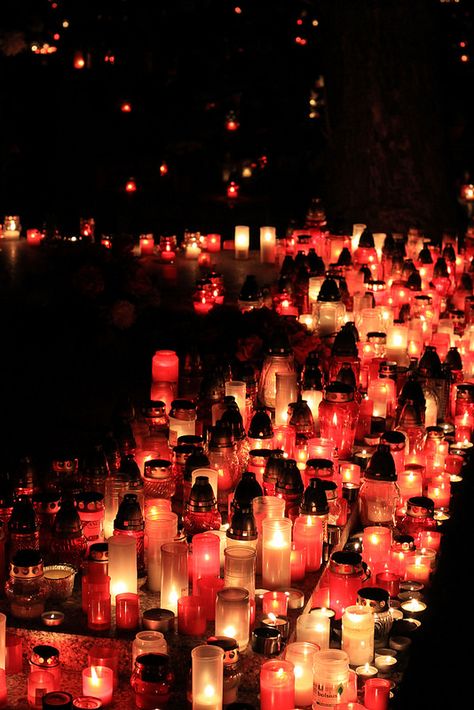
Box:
139, 235, 155, 256
234, 225, 250, 260
275, 372, 298, 426
151, 350, 179, 385
82, 666, 114, 706
290, 544, 306, 582
313, 650, 350, 707
26, 229, 42, 245
262, 591, 289, 617
342, 605, 375, 666
261, 613, 290, 641
260, 226, 276, 263
3, 216, 20, 238
5, 633, 23, 675
293, 515, 324, 572
400, 598, 427, 620
285, 641, 319, 707
41, 611, 65, 627
297, 609, 330, 649
260, 660, 295, 710
364, 677, 391, 710
215, 587, 250, 651
340, 462, 361, 487
375, 572, 400, 598
191, 645, 223, 710
142, 608, 175, 632
418, 530, 441, 552
206, 234, 221, 252
373, 654, 397, 673
186, 242, 201, 259
87, 576, 111, 631
107, 536, 137, 599
0, 614, 5, 671
177, 595, 207, 636
361, 527, 391, 576
28, 671, 55, 709
115, 592, 139, 630
87, 647, 119, 690
355, 663, 378, 683
160, 542, 188, 615
427, 475, 451, 510
0, 670, 5, 708
262, 518, 292, 590
199, 575, 225, 621
405, 555, 431, 584
191, 532, 220, 595
224, 381, 247, 422
145, 511, 178, 592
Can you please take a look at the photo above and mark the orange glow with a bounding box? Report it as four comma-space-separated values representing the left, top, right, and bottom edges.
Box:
461, 184, 474, 201
461, 54, 469, 63
74, 52, 85, 69
234, 6, 242, 13
227, 181, 239, 198
125, 179, 137, 193
160, 162, 168, 176
90, 666, 99, 686
121, 102, 132, 113
226, 120, 239, 131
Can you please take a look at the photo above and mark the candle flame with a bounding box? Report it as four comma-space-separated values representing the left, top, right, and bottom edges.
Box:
276, 667, 285, 679
268, 613, 277, 622
204, 685, 215, 698
223, 625, 237, 637
90, 666, 99, 685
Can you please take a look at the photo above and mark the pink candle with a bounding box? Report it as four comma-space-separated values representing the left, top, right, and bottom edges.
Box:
82, 666, 114, 706
293, 515, 323, 572
290, 544, 307, 582
339, 462, 361, 487
260, 660, 295, 710
177, 595, 207, 636
192, 532, 220, 596
364, 678, 391, 710
405, 555, 431, 584
115, 592, 139, 630
427, 475, 451, 509
262, 591, 289, 617
362, 527, 391, 575
397, 468, 423, 513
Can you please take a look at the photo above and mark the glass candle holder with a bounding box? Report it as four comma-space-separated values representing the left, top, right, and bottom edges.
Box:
284, 641, 319, 707
361, 527, 392, 576
82, 666, 114, 706
252, 495, 285, 575
116, 592, 139, 630
364, 677, 391, 710
263, 591, 289, 617
29, 644, 60, 691
199, 575, 225, 621
131, 653, 174, 710
145, 511, 178, 592
87, 576, 111, 632
28, 671, 55, 709
160, 542, 188, 615
293, 514, 324, 572
328, 552, 366, 619
262, 518, 292, 590
108, 536, 137, 600
313, 650, 350, 708
297, 610, 330, 649
215, 587, 250, 651
342, 605, 375, 667
234, 225, 250, 260
177, 596, 207, 636
192, 532, 221, 596
6, 632, 23, 674
191, 644, 223, 710
132, 631, 167, 668
87, 646, 119, 690
260, 659, 295, 710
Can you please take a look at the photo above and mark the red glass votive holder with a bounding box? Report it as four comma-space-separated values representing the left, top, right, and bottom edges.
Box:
199, 576, 225, 621
290, 543, 307, 582
87, 646, 119, 690
177, 596, 207, 636
116, 593, 139, 630
5, 633, 23, 674
364, 678, 391, 710
375, 572, 401, 598
262, 591, 289, 617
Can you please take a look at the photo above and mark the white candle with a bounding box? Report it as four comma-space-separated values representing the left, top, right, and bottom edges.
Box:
260, 226, 276, 263
342, 605, 375, 666
296, 610, 330, 649
275, 372, 298, 426
186, 243, 201, 259
285, 641, 319, 707
108, 536, 137, 600
234, 225, 250, 260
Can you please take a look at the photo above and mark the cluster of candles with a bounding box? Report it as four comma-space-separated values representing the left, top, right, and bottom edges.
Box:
1, 220, 472, 709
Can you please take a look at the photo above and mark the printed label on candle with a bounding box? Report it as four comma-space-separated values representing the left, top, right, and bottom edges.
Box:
314, 681, 345, 702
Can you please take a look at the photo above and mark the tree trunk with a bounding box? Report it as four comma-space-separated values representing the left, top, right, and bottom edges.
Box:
319, 0, 456, 238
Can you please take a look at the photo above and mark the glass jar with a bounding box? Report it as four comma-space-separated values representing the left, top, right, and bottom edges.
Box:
313, 649, 350, 708
207, 636, 242, 706
131, 653, 174, 710
32, 493, 61, 555
262, 451, 285, 497
313, 277, 346, 338
132, 632, 168, 669
168, 400, 197, 447
49, 501, 88, 568
328, 551, 366, 620
29, 645, 61, 690
359, 444, 400, 528
397, 496, 438, 546
215, 587, 250, 652
183, 476, 222, 538
258, 339, 295, 411
114, 494, 145, 576
275, 458, 304, 515
143, 459, 176, 500
142, 400, 169, 435
5, 550, 48, 619
318, 383, 359, 458
208, 422, 240, 511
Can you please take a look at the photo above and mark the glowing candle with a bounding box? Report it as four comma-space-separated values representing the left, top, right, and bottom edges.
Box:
427, 475, 451, 510
192, 645, 223, 710
225, 381, 247, 423
108, 536, 137, 600
186, 242, 201, 259
340, 462, 361, 487
290, 544, 306, 582
3, 216, 20, 238
152, 350, 179, 385
215, 587, 250, 651
139, 234, 155, 256
342, 605, 375, 666
145, 511, 178, 592
26, 229, 42, 245
206, 234, 221, 252
361, 527, 391, 576
364, 677, 391, 710
313, 650, 350, 707
285, 641, 319, 707
397, 468, 423, 513
262, 591, 288, 617
0, 614, 5, 671
234, 225, 250, 260
82, 666, 114, 706
262, 518, 292, 590
177, 595, 207, 636
405, 555, 431, 584
297, 609, 330, 649
115, 592, 139, 630
418, 530, 441, 553
260, 660, 295, 710
191, 532, 220, 596
275, 373, 298, 426
260, 226, 276, 263
160, 542, 188, 615
293, 515, 324, 572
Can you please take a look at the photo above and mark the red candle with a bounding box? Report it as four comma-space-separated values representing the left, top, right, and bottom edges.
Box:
160, 247, 175, 262
139, 235, 155, 255
87, 576, 111, 631
290, 544, 306, 582
375, 571, 401, 598
26, 229, 42, 245
260, 659, 295, 710
193, 298, 214, 315
364, 678, 391, 710
192, 532, 221, 596
262, 591, 289, 617
151, 350, 179, 384
427, 474, 451, 510
177, 595, 207, 636
293, 515, 323, 572
198, 575, 224, 621
207, 234, 221, 252
362, 527, 392, 576
418, 530, 442, 553
115, 592, 139, 630
405, 555, 431, 584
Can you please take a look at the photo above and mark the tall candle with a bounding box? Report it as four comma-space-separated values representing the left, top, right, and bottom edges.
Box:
262, 518, 292, 590
145, 511, 178, 592
253, 495, 285, 575
285, 641, 319, 707
260, 226, 276, 263
361, 527, 391, 576
225, 381, 247, 422
160, 542, 188, 614
206, 234, 221, 253
108, 536, 137, 600
275, 373, 298, 426
342, 606, 375, 666
192, 645, 223, 710
139, 235, 154, 256
260, 659, 295, 710
27, 671, 55, 709
235, 225, 250, 260
293, 515, 324, 571
215, 587, 250, 651
192, 532, 220, 595
82, 666, 114, 706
